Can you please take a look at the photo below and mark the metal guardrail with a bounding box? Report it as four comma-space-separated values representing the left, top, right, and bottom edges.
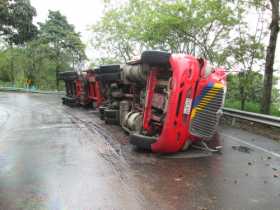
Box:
0, 87, 64, 95
222, 107, 280, 128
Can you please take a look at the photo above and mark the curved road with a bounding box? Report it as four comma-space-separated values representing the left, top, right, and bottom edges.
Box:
0, 92, 279, 210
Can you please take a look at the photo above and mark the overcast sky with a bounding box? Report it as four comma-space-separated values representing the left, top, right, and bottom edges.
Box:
30, 0, 104, 32
30, 0, 104, 61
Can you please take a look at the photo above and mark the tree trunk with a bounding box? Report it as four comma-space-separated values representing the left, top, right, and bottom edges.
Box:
240, 86, 246, 110
9, 43, 14, 83
241, 99, 245, 110
238, 72, 246, 110
54, 48, 61, 91
260, 0, 279, 114
56, 65, 59, 91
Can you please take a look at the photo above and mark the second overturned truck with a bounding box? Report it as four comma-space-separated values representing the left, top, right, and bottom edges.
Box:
60, 51, 227, 153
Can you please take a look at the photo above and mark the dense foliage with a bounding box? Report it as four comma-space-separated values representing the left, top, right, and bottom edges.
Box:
91, 0, 280, 115
91, 0, 240, 64
0, 0, 37, 44
0, 1, 86, 90
0, 0, 279, 115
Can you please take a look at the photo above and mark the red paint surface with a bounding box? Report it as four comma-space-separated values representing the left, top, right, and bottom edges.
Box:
151, 55, 226, 153
86, 70, 103, 107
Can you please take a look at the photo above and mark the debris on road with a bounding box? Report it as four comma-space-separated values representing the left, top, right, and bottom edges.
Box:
232, 145, 253, 153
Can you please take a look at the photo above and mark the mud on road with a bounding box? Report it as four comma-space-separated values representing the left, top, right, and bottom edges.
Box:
0, 92, 280, 210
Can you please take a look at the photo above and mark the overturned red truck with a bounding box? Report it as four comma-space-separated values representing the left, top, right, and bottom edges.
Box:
59, 69, 103, 108
60, 51, 226, 153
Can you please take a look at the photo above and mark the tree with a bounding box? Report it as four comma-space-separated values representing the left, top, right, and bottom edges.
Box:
223, 1, 266, 110
91, 0, 239, 64
0, 0, 37, 83
91, 7, 138, 62
0, 0, 37, 44
24, 39, 50, 86
260, 0, 279, 114
0, 10, 86, 90
91, 0, 280, 116
39, 10, 86, 89
226, 72, 264, 106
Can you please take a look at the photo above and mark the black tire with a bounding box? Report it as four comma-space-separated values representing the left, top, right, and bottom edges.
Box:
68, 102, 78, 107
104, 118, 119, 125
95, 72, 121, 81
99, 106, 106, 120
59, 71, 78, 81
95, 65, 121, 74
62, 96, 76, 103
104, 109, 119, 119
141, 50, 171, 66
62, 98, 77, 107
82, 101, 92, 109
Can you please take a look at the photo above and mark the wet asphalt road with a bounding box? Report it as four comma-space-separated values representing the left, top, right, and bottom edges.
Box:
0, 92, 280, 210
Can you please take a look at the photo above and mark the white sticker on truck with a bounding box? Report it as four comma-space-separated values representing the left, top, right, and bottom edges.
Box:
184, 98, 192, 115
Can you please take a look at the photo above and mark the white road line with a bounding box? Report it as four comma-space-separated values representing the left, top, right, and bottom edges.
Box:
221, 133, 280, 158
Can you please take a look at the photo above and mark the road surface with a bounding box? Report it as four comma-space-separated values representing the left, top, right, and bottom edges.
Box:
0, 92, 279, 210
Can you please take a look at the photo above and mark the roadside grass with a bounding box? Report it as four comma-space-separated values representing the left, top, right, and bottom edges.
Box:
0, 81, 16, 87
0, 81, 64, 91
224, 100, 280, 117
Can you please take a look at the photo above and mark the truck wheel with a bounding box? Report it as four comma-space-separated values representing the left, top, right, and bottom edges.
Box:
95, 72, 121, 81
104, 118, 119, 125
104, 109, 119, 119
99, 106, 105, 120
141, 51, 171, 66
96, 65, 121, 74
59, 71, 78, 80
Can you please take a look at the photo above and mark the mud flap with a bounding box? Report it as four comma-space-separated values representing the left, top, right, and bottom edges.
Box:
129, 133, 157, 150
